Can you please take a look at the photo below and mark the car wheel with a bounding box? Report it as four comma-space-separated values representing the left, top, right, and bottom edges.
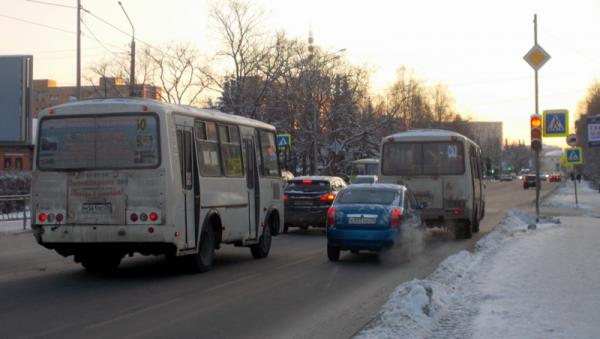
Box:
327, 243, 340, 261
191, 224, 216, 273
251, 225, 272, 259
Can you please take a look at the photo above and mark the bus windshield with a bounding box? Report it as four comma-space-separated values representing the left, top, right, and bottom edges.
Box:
351, 162, 379, 176
38, 114, 160, 170
382, 141, 465, 176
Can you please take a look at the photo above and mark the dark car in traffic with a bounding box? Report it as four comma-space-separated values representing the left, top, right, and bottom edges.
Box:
326, 184, 423, 261
283, 176, 347, 233
522, 174, 538, 189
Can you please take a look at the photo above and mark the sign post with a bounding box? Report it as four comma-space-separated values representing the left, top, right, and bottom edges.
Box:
587, 115, 600, 147
565, 147, 583, 206
523, 14, 551, 223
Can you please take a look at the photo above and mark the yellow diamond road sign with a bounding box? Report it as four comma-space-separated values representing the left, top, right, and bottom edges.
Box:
524, 44, 551, 70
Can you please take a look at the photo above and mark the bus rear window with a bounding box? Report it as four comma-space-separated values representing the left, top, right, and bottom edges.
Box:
38, 114, 160, 170
382, 141, 464, 175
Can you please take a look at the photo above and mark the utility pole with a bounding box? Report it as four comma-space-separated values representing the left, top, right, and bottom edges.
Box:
119, 1, 135, 97
308, 30, 317, 175
76, 0, 81, 99
534, 14, 540, 222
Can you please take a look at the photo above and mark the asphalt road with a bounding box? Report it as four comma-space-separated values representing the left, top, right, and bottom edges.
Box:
0, 180, 558, 339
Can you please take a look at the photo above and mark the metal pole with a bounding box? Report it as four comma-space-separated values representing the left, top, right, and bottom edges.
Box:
534, 14, 540, 223
574, 177, 578, 205
76, 0, 81, 99
119, 1, 136, 97
22, 197, 26, 230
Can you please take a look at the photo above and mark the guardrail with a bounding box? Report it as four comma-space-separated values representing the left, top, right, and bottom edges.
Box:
0, 194, 30, 230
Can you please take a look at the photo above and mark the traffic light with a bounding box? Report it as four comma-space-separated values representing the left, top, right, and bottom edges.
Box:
530, 114, 542, 151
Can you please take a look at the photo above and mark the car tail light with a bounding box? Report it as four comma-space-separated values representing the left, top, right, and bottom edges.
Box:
283, 194, 288, 201
302, 180, 313, 184
320, 194, 335, 201
326, 208, 336, 227
389, 208, 402, 228
38, 213, 47, 222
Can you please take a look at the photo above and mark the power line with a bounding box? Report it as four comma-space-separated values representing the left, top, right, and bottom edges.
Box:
0, 13, 74, 34
25, 0, 76, 9
81, 19, 128, 57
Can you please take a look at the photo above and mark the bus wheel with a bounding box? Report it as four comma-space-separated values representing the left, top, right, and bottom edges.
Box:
80, 254, 122, 272
192, 225, 216, 273
251, 225, 272, 259
453, 220, 472, 239
472, 211, 480, 233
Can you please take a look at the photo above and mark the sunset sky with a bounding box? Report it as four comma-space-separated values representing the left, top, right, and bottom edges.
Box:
2, 0, 600, 146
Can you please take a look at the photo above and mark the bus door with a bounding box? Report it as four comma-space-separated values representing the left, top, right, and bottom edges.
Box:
176, 127, 197, 249
244, 137, 260, 240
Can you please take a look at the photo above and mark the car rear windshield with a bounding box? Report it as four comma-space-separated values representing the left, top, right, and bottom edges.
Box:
382, 141, 465, 175
285, 180, 330, 193
336, 189, 400, 205
352, 177, 375, 184
38, 114, 160, 170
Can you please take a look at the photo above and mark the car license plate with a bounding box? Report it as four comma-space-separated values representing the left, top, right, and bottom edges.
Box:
81, 203, 112, 214
348, 217, 377, 224
295, 200, 313, 206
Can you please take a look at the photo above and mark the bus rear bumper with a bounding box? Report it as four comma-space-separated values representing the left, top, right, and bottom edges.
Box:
33, 224, 181, 257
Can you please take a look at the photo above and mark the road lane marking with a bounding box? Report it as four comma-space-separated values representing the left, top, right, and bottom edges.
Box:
276, 253, 321, 270
201, 273, 260, 293
86, 298, 182, 329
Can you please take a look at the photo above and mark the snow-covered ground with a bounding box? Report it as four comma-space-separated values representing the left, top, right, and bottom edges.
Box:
357, 181, 600, 339
0, 212, 30, 235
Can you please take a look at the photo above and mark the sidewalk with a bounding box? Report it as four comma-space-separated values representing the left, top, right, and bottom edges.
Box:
0, 212, 31, 235
357, 181, 600, 339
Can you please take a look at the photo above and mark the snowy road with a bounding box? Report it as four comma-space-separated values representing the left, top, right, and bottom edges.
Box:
0, 180, 558, 338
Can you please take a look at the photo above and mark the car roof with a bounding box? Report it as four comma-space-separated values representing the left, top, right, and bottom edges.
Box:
343, 183, 406, 191
291, 176, 341, 182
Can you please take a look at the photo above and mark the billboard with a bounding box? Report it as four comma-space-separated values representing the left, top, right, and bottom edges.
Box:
0, 55, 33, 145
588, 115, 600, 147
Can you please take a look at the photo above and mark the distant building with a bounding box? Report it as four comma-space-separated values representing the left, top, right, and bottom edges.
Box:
32, 77, 162, 117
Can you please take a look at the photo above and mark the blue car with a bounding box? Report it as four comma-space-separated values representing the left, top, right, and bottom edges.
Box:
326, 184, 423, 261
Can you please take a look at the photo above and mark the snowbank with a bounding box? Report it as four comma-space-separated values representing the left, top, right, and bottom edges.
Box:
356, 209, 596, 339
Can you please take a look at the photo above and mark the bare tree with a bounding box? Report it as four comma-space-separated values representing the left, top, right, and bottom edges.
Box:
146, 43, 213, 105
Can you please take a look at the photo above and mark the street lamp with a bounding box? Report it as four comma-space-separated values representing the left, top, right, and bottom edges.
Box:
118, 1, 135, 97
309, 45, 346, 175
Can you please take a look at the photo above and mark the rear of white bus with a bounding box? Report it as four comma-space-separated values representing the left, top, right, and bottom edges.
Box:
379, 134, 474, 236
31, 101, 177, 270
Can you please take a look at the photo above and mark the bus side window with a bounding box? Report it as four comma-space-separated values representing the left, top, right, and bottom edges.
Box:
258, 130, 279, 177
196, 121, 222, 177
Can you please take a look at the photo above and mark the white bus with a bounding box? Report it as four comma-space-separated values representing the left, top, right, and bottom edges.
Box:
379, 129, 484, 239
31, 98, 284, 272
350, 158, 379, 180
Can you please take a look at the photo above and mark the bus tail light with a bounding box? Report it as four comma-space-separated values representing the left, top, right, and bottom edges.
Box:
56, 213, 64, 222
38, 213, 47, 222
447, 209, 465, 216
128, 210, 161, 224
130, 213, 139, 222
326, 208, 336, 227
390, 208, 402, 228
149, 212, 158, 221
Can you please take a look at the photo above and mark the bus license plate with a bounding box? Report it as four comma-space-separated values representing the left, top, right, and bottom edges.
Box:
348, 217, 377, 224
82, 203, 112, 214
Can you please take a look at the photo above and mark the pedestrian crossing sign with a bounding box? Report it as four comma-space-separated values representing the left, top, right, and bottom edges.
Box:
276, 133, 291, 149
565, 147, 583, 165
543, 109, 569, 137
